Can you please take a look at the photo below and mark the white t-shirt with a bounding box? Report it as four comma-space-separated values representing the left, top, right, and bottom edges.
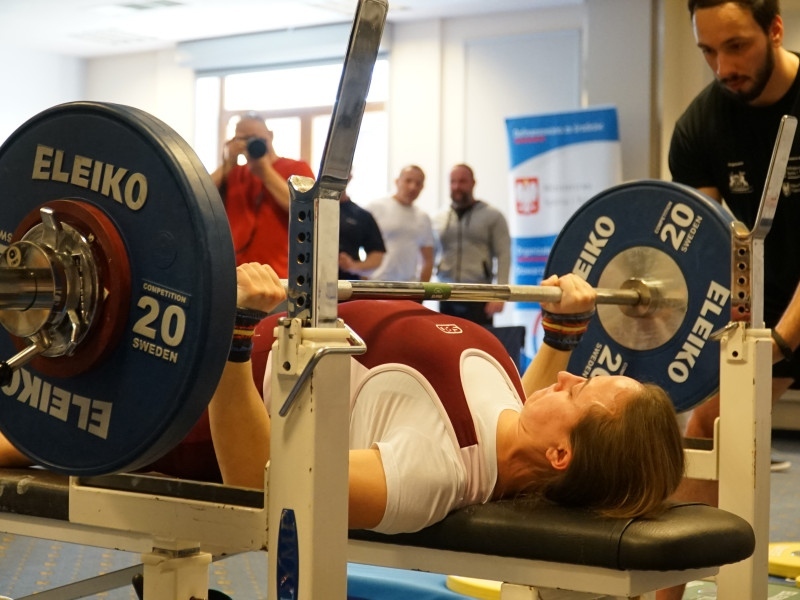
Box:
367, 196, 435, 281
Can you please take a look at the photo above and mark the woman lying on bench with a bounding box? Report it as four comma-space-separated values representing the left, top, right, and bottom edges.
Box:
209, 263, 685, 535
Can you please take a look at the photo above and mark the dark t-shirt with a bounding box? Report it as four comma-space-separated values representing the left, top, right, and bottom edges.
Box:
669, 62, 800, 326
339, 199, 386, 280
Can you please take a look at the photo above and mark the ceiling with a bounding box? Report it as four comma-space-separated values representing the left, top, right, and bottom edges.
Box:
0, 0, 579, 58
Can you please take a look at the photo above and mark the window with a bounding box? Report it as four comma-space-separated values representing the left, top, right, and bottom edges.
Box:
195, 58, 389, 203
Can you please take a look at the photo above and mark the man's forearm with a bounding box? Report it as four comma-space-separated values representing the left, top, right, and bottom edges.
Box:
419, 246, 434, 282
257, 163, 291, 211
353, 251, 384, 275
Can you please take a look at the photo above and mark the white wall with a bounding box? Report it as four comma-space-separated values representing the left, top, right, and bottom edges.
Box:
6, 1, 798, 193
432, 6, 585, 218
390, 0, 656, 218
585, 0, 656, 180
0, 48, 85, 142
85, 50, 196, 143
386, 19, 444, 214
2, 0, 669, 224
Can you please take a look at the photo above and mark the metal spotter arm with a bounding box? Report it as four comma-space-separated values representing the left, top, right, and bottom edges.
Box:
268, 2, 387, 600
714, 114, 797, 600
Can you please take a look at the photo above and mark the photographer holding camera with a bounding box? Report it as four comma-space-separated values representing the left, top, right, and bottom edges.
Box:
211, 112, 315, 275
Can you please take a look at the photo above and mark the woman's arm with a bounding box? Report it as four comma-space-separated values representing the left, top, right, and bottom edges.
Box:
520, 343, 572, 399
520, 274, 596, 397
0, 434, 33, 468
209, 263, 286, 488
209, 360, 270, 488
348, 448, 388, 529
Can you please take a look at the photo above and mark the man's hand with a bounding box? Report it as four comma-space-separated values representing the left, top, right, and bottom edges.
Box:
339, 252, 358, 273
484, 301, 505, 317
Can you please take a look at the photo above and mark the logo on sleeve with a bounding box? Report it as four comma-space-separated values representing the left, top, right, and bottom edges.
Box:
728, 170, 753, 194
436, 324, 463, 334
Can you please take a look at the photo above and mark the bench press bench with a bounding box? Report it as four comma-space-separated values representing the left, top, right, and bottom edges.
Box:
349, 499, 755, 598
0, 468, 755, 599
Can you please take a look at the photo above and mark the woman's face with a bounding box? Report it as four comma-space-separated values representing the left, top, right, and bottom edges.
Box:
521, 372, 640, 449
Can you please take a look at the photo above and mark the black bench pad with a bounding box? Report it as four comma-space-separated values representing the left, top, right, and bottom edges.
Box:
0, 469, 754, 572
350, 499, 755, 572
0, 467, 70, 521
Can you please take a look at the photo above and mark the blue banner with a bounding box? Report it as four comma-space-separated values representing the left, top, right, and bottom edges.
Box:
505, 107, 621, 367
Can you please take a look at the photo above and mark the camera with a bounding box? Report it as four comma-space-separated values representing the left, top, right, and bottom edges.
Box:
246, 137, 268, 159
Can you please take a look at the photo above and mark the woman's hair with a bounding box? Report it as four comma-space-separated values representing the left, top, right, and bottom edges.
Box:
687, 1, 780, 34
539, 382, 685, 519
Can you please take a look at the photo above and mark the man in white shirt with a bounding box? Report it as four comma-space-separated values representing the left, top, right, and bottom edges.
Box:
367, 165, 435, 282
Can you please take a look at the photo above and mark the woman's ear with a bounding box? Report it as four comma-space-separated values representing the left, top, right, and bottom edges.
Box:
545, 444, 572, 471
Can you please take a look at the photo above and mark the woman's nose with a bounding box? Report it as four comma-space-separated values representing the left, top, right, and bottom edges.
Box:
556, 371, 585, 389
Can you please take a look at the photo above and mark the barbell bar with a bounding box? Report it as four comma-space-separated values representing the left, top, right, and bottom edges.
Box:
0, 267, 54, 311
287, 278, 681, 311
0, 271, 671, 311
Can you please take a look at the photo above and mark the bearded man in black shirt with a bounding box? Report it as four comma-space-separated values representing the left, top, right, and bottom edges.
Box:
662, 1, 800, 597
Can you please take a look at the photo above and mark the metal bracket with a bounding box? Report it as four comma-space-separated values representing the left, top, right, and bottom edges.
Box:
729, 114, 797, 327
286, 0, 389, 328
277, 319, 367, 417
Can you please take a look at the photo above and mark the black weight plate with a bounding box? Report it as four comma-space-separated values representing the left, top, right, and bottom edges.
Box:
545, 180, 733, 413
0, 101, 236, 475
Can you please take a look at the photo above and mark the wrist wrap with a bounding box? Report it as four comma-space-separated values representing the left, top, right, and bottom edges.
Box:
541, 309, 595, 351
229, 307, 269, 363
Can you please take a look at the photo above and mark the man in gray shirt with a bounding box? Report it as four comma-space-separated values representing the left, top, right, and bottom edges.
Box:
434, 164, 511, 325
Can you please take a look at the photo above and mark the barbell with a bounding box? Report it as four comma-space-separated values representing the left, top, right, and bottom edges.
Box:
0, 102, 735, 475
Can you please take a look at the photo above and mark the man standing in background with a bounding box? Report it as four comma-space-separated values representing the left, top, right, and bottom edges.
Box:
211, 112, 315, 276
339, 177, 386, 280
434, 163, 511, 325
367, 165, 435, 282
